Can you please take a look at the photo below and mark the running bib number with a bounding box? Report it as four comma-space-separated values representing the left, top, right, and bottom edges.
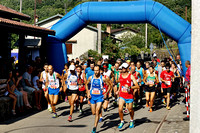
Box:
92, 88, 101, 95
50, 83, 57, 89
148, 80, 154, 85
165, 81, 171, 86
122, 86, 129, 93
70, 81, 77, 86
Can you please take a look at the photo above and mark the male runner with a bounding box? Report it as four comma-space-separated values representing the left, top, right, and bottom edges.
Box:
46, 65, 62, 118
77, 65, 86, 113
116, 63, 139, 129
136, 61, 145, 105
160, 63, 174, 110
86, 65, 111, 133
39, 63, 51, 112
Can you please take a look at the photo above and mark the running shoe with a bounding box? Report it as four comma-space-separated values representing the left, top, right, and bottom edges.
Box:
99, 117, 103, 123
68, 115, 72, 122
52, 113, 58, 118
104, 108, 107, 112
118, 122, 124, 129
124, 109, 128, 113
149, 108, 153, 112
146, 104, 149, 107
129, 121, 134, 128
79, 109, 83, 114
166, 106, 171, 110
162, 98, 166, 105
91, 127, 96, 133
48, 107, 52, 113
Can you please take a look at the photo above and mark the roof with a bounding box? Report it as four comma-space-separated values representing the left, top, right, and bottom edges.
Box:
0, 17, 55, 36
0, 4, 31, 21
37, 14, 64, 25
111, 27, 139, 34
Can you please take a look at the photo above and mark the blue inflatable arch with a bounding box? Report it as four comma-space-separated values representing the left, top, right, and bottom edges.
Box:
47, 0, 191, 74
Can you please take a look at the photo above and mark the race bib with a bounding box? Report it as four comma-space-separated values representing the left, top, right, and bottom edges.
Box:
148, 80, 154, 85
50, 83, 57, 88
92, 88, 101, 94
122, 86, 128, 93
165, 81, 171, 86
70, 81, 77, 86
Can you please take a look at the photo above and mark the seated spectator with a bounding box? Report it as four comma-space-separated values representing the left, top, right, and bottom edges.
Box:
22, 66, 42, 110
7, 71, 24, 113
14, 70, 32, 109
4, 77, 17, 115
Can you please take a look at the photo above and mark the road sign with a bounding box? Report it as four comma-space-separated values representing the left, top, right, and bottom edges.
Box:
150, 43, 154, 52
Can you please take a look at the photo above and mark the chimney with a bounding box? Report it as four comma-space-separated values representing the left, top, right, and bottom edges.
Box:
106, 24, 111, 34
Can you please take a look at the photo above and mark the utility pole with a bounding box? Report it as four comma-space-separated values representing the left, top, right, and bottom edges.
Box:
20, 0, 22, 13
185, 6, 188, 21
145, 23, 148, 48
34, 0, 37, 26
97, 0, 102, 54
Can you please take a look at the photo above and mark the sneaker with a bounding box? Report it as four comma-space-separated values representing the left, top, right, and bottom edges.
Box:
68, 115, 72, 122
48, 107, 52, 112
166, 106, 171, 110
91, 127, 96, 133
113, 101, 117, 106
104, 108, 107, 112
12, 110, 16, 115
99, 117, 103, 123
149, 108, 153, 112
52, 113, 58, 118
79, 109, 83, 114
129, 121, 134, 128
124, 109, 128, 113
162, 99, 166, 105
118, 122, 124, 129
133, 102, 137, 108
146, 104, 149, 107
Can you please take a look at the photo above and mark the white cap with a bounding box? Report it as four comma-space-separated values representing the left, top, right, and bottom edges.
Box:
121, 63, 129, 69
153, 53, 157, 57
69, 65, 76, 71
119, 65, 122, 69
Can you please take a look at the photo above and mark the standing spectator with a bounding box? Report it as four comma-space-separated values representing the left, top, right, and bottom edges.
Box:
22, 66, 42, 110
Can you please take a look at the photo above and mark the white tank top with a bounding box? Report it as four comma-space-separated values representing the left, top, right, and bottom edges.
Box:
48, 72, 59, 89
67, 73, 78, 90
42, 71, 47, 89
103, 70, 111, 78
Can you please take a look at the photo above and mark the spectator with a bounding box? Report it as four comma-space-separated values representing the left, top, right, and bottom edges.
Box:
22, 66, 42, 110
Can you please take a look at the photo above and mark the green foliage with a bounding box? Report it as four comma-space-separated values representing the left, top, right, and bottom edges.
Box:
88, 49, 101, 61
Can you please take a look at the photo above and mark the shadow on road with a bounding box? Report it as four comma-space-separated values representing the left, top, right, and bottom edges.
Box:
4, 125, 87, 133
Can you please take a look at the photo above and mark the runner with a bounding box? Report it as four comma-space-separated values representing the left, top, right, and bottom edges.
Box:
131, 65, 141, 107
64, 65, 79, 121
99, 64, 113, 122
160, 63, 174, 110
136, 61, 145, 105
85, 65, 111, 133
46, 65, 62, 118
143, 65, 159, 112
113, 62, 120, 106
116, 63, 139, 129
40, 63, 51, 112
77, 65, 87, 113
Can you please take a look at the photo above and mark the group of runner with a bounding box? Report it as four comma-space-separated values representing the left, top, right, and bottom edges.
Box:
40, 55, 189, 133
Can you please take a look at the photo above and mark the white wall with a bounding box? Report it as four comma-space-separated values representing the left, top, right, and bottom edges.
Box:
191, 0, 200, 132
69, 28, 97, 60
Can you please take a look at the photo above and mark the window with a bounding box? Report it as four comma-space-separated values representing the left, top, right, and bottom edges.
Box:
66, 43, 72, 54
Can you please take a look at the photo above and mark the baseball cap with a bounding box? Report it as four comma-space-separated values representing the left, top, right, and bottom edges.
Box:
121, 63, 129, 69
69, 65, 76, 71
